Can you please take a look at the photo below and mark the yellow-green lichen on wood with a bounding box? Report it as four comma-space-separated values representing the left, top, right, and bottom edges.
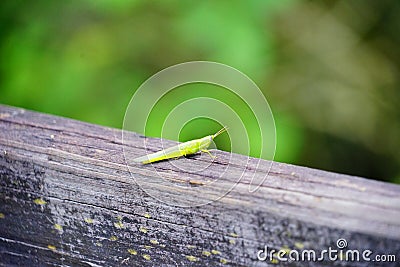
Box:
114, 221, 124, 229
54, 224, 63, 231
142, 254, 151, 261
211, 249, 221, 255
202, 251, 211, 256
149, 239, 159, 245
229, 232, 238, 238
294, 242, 304, 249
33, 198, 47, 205
220, 258, 228, 264
84, 218, 94, 224
127, 248, 137, 255
186, 255, 198, 262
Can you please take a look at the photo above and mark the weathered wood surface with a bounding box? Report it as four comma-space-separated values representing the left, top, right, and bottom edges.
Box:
0, 104, 399, 266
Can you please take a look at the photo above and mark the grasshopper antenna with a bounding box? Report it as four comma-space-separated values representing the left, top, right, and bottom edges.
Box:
212, 126, 228, 139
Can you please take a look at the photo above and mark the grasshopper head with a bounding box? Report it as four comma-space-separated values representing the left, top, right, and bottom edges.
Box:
198, 136, 213, 150
199, 126, 228, 151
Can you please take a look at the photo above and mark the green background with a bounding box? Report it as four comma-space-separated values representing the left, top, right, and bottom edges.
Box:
1, 0, 399, 183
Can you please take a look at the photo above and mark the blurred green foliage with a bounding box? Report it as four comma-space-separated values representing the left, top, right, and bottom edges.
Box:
1, 0, 399, 183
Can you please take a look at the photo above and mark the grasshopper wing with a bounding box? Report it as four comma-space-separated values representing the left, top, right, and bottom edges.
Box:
133, 143, 183, 164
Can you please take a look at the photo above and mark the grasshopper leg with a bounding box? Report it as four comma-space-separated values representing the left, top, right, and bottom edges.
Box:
202, 149, 216, 159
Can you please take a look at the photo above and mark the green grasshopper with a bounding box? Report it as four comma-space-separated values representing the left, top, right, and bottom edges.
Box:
134, 126, 228, 164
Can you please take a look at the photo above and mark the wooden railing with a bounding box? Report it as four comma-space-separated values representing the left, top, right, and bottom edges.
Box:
0, 104, 399, 266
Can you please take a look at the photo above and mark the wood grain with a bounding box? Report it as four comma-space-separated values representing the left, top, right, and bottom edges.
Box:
0, 104, 399, 266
